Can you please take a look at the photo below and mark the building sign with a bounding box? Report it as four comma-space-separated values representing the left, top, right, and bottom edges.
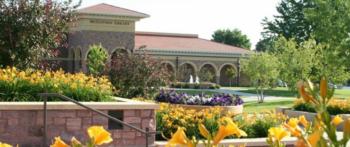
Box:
89, 19, 130, 26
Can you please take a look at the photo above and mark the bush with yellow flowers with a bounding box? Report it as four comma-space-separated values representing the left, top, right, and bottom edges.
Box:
267, 78, 350, 147
0, 67, 113, 101
293, 98, 350, 115
0, 126, 112, 147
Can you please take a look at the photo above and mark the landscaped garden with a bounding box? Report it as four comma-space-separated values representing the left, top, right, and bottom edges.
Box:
1, 0, 350, 146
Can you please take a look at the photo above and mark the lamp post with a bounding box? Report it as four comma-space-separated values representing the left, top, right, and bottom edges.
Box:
236, 58, 240, 87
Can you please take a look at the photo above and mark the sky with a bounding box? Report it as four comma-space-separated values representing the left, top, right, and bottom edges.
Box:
79, 0, 281, 49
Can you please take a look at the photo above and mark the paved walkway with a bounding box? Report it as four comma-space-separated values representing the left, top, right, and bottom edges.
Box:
171, 88, 295, 102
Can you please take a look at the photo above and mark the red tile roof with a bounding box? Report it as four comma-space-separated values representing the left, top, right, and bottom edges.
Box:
135, 32, 251, 54
77, 3, 149, 18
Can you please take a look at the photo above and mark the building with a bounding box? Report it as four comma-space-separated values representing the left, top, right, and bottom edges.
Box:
65, 3, 251, 86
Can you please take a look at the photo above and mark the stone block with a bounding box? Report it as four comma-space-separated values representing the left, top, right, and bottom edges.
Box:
124, 110, 135, 117
50, 111, 76, 118
77, 110, 92, 117
124, 117, 141, 124
2, 111, 19, 118
123, 132, 136, 139
66, 118, 82, 131
141, 110, 152, 118
54, 118, 66, 125
8, 118, 18, 126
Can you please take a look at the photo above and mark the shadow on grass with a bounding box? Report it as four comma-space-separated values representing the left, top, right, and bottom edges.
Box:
239, 89, 298, 97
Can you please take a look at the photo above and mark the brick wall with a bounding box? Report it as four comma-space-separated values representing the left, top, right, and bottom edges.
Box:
0, 109, 155, 147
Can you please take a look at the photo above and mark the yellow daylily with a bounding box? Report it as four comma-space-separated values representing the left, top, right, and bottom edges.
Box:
50, 137, 69, 147
87, 126, 113, 145
331, 115, 344, 126
198, 124, 210, 139
320, 77, 327, 98
298, 115, 308, 127
213, 117, 247, 145
166, 127, 193, 147
0, 142, 12, 147
287, 118, 299, 128
268, 127, 290, 142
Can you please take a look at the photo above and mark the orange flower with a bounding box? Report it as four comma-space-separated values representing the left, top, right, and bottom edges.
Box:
297, 81, 314, 103
331, 115, 344, 126
87, 126, 113, 145
213, 117, 247, 145
50, 137, 68, 147
166, 127, 193, 147
320, 77, 327, 99
298, 115, 308, 128
307, 129, 322, 147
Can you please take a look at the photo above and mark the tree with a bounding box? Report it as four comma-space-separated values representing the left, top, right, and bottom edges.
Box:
108, 49, 170, 98
255, 37, 276, 52
212, 29, 251, 49
262, 0, 314, 43
273, 37, 350, 88
225, 67, 237, 87
0, 0, 80, 69
198, 68, 215, 83
87, 44, 108, 76
242, 53, 280, 103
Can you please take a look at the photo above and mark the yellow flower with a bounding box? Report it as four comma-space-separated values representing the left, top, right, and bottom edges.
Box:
298, 83, 314, 103
0, 142, 12, 147
299, 115, 308, 127
213, 117, 247, 145
50, 137, 68, 147
287, 118, 299, 128
320, 77, 327, 99
71, 137, 82, 145
331, 115, 343, 126
268, 127, 290, 142
166, 127, 191, 147
198, 124, 210, 139
87, 126, 113, 145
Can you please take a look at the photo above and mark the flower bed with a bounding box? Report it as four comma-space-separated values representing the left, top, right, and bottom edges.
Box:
155, 90, 243, 106
0, 67, 113, 101
156, 103, 287, 141
293, 98, 350, 115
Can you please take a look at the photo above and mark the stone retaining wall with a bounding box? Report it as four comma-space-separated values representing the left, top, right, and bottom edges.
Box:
0, 100, 158, 147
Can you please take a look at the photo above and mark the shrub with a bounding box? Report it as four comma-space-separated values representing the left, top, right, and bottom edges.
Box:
108, 49, 170, 98
0, 67, 113, 101
293, 98, 350, 115
87, 44, 108, 76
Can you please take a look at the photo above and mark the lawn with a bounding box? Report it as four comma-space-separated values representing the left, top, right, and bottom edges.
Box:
237, 87, 350, 99
243, 99, 295, 113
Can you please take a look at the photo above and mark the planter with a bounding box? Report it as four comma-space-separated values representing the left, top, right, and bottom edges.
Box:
175, 104, 244, 115
276, 107, 350, 130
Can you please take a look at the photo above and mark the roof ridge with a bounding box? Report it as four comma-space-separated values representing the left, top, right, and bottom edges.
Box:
77, 3, 149, 18
136, 31, 198, 38
197, 38, 250, 51
98, 3, 150, 17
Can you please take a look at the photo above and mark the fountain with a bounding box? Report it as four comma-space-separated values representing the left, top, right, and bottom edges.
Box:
195, 76, 200, 84
189, 75, 194, 83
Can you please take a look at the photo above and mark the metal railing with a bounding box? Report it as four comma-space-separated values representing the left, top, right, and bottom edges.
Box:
38, 93, 157, 147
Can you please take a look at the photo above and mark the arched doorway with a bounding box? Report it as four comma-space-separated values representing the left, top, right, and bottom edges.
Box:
178, 62, 196, 82
219, 64, 237, 86
161, 62, 176, 81
199, 64, 217, 83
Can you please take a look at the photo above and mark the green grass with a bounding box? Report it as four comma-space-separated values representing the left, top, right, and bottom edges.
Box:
174, 89, 219, 95
238, 87, 297, 98
243, 99, 295, 113
237, 87, 350, 99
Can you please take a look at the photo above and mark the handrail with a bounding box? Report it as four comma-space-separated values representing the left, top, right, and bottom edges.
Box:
38, 93, 157, 147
